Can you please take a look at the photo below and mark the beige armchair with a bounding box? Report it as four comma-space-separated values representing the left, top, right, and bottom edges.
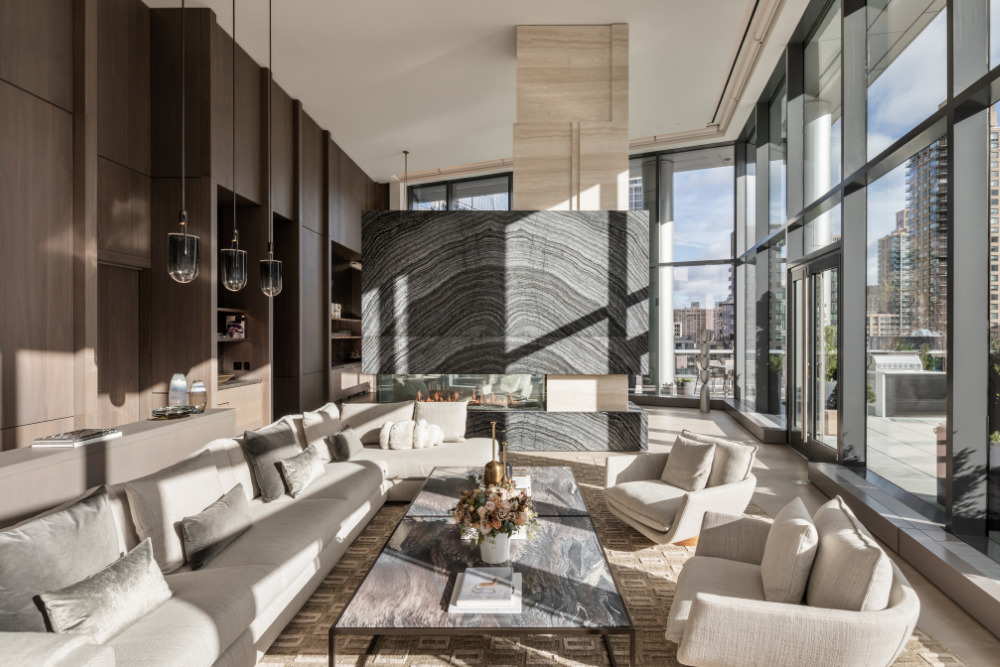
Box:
604, 431, 757, 545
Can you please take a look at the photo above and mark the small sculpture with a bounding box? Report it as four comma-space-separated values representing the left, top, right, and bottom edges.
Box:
484, 421, 505, 486
698, 329, 711, 414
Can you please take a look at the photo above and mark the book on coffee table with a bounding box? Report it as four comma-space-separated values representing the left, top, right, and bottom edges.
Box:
449, 567, 522, 614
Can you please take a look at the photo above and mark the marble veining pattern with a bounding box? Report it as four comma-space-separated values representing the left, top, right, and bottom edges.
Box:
466, 405, 648, 452
335, 517, 631, 631
361, 210, 649, 375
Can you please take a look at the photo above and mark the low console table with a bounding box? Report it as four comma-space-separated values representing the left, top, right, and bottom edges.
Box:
330, 466, 635, 666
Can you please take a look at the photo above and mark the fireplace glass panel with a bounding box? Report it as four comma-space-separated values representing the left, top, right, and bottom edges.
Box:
376, 374, 545, 410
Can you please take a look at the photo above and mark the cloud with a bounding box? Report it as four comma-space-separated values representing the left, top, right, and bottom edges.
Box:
669, 264, 734, 310
672, 166, 735, 261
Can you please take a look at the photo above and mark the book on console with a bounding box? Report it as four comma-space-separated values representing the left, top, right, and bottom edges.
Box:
32, 428, 123, 448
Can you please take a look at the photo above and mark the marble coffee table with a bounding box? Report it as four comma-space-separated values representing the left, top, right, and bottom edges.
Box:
329, 466, 635, 666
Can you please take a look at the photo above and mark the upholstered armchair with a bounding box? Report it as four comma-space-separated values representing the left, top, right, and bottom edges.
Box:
604, 430, 757, 545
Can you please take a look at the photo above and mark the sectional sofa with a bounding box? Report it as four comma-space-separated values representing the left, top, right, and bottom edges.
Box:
0, 399, 491, 667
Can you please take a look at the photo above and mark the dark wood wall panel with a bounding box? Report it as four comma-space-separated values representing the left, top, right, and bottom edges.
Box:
0, 80, 75, 430
270, 82, 295, 220
98, 157, 151, 259
0, 0, 73, 111
272, 220, 301, 378
97, 0, 150, 174
339, 149, 364, 253
299, 112, 324, 234
97, 264, 141, 426
210, 22, 232, 192
301, 227, 325, 374
151, 8, 212, 178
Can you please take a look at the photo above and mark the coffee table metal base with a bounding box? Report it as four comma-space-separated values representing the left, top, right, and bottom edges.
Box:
329, 626, 636, 666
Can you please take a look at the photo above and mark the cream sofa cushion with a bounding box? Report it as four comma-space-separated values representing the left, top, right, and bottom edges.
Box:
661, 435, 715, 492
341, 401, 415, 444
125, 450, 224, 573
413, 401, 468, 441
353, 438, 492, 480
760, 497, 818, 603
681, 430, 757, 486
604, 480, 687, 532
806, 496, 893, 611
301, 403, 342, 461
665, 555, 765, 642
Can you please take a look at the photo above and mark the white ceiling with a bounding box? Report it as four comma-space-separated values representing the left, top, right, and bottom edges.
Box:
143, 1, 808, 182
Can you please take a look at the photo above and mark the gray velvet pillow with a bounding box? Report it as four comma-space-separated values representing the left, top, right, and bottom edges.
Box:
180, 484, 252, 570
40, 538, 171, 643
0, 487, 121, 632
328, 428, 363, 462
242, 420, 302, 502
278, 444, 325, 498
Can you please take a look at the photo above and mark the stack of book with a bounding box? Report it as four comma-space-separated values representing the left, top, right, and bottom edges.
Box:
448, 566, 522, 614
31, 428, 122, 448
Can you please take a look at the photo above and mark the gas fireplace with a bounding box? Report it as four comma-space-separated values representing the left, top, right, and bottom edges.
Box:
376, 374, 545, 411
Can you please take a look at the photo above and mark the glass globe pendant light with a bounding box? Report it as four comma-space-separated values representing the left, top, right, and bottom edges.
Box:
167, 0, 200, 284
260, 0, 282, 297
220, 0, 247, 292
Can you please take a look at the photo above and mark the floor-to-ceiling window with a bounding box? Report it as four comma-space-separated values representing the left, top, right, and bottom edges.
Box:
804, 0, 842, 206
409, 173, 512, 211
769, 84, 788, 230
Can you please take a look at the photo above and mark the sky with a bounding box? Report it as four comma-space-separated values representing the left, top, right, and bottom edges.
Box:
866, 161, 907, 286
672, 165, 735, 262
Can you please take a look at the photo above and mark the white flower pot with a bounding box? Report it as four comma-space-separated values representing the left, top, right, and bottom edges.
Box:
479, 532, 510, 564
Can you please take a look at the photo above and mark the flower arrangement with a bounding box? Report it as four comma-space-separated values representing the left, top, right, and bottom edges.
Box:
451, 479, 538, 545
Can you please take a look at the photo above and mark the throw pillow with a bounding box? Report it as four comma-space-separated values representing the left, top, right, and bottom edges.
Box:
180, 484, 252, 570
40, 538, 171, 644
413, 401, 467, 441
328, 428, 363, 461
278, 444, 326, 498
428, 424, 444, 446
681, 429, 758, 486
389, 419, 416, 450
760, 497, 819, 603
378, 421, 393, 450
301, 402, 342, 462
806, 496, 894, 611
242, 419, 302, 503
0, 487, 121, 632
340, 401, 415, 444
413, 420, 430, 449
660, 435, 716, 492
125, 449, 224, 573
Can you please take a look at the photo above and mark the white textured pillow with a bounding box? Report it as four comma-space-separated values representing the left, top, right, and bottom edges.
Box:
378, 422, 393, 450
413, 401, 467, 441
341, 401, 415, 444
389, 420, 416, 450
660, 435, 715, 492
428, 424, 444, 447
125, 450, 224, 573
413, 420, 430, 449
301, 402, 342, 462
760, 497, 818, 603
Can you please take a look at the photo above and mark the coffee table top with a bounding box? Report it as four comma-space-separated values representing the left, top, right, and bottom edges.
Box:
407, 465, 589, 517
335, 516, 631, 631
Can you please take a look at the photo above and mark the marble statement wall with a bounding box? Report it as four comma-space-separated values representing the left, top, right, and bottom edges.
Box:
466, 405, 648, 452
360, 210, 649, 375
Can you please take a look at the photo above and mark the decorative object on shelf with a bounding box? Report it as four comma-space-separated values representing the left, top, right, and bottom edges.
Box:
259, 0, 282, 298
152, 405, 196, 419
451, 479, 537, 564
188, 380, 207, 413
217, 373, 235, 384
168, 373, 188, 406
167, 0, 200, 284
220, 0, 247, 293
331, 302, 342, 318
225, 315, 245, 339
483, 421, 505, 486
698, 329, 711, 413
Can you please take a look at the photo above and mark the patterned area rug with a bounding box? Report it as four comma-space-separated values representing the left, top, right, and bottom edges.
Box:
262, 454, 968, 666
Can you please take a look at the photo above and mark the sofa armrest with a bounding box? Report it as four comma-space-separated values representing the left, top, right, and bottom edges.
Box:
694, 510, 771, 565
678, 591, 917, 667
665, 474, 757, 544
605, 453, 670, 488
0, 632, 115, 667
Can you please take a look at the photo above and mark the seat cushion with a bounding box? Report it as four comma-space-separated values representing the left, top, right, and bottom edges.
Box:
665, 555, 766, 642
352, 438, 492, 480
660, 435, 715, 492
341, 401, 415, 444
295, 460, 386, 507
759, 497, 818, 603
413, 401, 468, 441
605, 480, 687, 532
806, 496, 893, 611
682, 430, 757, 487
301, 403, 342, 461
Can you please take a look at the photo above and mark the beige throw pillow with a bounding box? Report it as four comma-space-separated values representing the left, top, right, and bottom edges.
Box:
681, 430, 757, 486
301, 402, 342, 461
660, 435, 716, 492
760, 497, 818, 603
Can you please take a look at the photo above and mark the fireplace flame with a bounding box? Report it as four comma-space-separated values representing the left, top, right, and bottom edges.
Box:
414, 389, 513, 408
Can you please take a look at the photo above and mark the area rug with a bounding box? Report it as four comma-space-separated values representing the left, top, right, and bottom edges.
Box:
262, 453, 969, 666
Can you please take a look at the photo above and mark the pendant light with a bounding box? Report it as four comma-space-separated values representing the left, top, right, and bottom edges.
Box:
402, 150, 409, 209
167, 0, 200, 284
220, 0, 247, 292
260, 0, 282, 297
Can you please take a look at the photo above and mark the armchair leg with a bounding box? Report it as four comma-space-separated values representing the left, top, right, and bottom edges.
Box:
674, 536, 699, 547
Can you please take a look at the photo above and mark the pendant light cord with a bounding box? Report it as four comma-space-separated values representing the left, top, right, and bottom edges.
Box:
267, 0, 273, 258
231, 0, 238, 248
180, 0, 187, 240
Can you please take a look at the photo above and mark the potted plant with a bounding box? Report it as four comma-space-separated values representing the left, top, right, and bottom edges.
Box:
676, 377, 693, 396
452, 479, 538, 563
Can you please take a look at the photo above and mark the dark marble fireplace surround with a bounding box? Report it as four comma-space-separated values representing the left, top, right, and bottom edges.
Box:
361, 210, 650, 451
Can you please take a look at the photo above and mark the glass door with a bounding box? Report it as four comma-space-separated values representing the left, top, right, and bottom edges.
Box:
789, 253, 840, 461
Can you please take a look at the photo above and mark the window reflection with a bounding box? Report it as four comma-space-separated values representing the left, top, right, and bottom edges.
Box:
804, 0, 842, 204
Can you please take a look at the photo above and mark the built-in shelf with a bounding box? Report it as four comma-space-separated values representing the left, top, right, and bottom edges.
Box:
332, 335, 361, 340
332, 316, 362, 323
217, 338, 249, 343
217, 307, 248, 314
331, 362, 362, 370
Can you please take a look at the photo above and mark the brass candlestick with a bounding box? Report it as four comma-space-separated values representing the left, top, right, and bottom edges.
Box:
484, 421, 505, 486
501, 429, 509, 479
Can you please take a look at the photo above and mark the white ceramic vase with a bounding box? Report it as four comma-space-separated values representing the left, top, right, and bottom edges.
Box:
479, 532, 510, 564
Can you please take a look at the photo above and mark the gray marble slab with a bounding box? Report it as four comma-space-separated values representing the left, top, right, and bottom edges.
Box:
465, 404, 648, 452
407, 466, 589, 518
335, 516, 631, 631
360, 210, 649, 375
